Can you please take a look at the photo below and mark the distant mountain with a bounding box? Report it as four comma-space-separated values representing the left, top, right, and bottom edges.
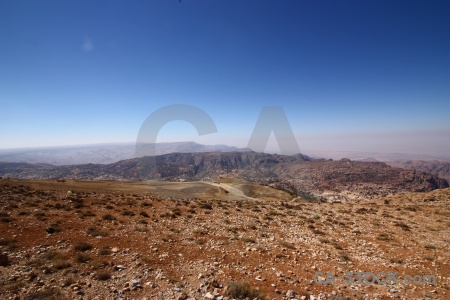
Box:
306, 150, 450, 162
0, 142, 250, 165
358, 158, 380, 162
0, 151, 447, 201
387, 160, 450, 183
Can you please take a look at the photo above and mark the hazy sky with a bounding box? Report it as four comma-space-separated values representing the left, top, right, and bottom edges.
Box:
1, 0, 449, 156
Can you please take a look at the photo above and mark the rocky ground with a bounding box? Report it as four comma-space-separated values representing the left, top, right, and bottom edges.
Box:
0, 178, 449, 300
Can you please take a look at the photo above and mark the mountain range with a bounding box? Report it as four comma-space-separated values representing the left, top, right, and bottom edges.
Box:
0, 142, 249, 165
1, 142, 449, 185
0, 151, 447, 202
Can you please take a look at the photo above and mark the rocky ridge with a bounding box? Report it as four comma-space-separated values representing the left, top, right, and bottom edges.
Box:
0, 152, 448, 202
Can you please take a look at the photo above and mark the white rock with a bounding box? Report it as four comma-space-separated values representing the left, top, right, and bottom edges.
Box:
204, 292, 215, 299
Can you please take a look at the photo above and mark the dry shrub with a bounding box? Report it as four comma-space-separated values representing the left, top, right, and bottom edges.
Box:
0, 253, 9, 266
75, 253, 91, 263
98, 246, 111, 256
226, 282, 265, 300
96, 270, 111, 281
24, 287, 67, 300
74, 241, 93, 252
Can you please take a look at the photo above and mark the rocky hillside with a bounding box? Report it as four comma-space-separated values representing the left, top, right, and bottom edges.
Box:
1, 179, 449, 300
268, 159, 449, 200
387, 160, 450, 183
1, 152, 448, 201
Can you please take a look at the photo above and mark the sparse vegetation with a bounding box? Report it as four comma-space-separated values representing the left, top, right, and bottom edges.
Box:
62, 277, 75, 287
199, 203, 213, 210
101, 213, 116, 221
226, 282, 265, 300
23, 287, 67, 300
98, 246, 111, 256
121, 210, 135, 216
52, 257, 71, 270
0, 238, 17, 248
339, 254, 351, 261
87, 227, 108, 237
74, 252, 91, 263
242, 237, 256, 244
394, 221, 411, 231
0, 253, 9, 266
0, 212, 13, 223
73, 241, 93, 252
96, 270, 111, 281
331, 242, 343, 250
0, 178, 448, 299
377, 233, 391, 241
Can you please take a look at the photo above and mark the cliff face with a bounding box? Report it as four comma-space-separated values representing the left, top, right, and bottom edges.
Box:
0, 152, 448, 200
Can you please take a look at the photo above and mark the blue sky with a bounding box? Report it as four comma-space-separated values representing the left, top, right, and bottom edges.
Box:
1, 0, 449, 156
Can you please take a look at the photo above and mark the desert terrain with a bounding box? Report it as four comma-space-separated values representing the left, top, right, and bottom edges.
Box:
1, 152, 448, 204
1, 177, 449, 300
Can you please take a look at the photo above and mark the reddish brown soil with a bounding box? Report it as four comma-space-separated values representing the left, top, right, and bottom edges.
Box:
0, 178, 449, 300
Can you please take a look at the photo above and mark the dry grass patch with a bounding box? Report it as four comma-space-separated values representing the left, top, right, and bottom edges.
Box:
96, 270, 111, 281
394, 221, 411, 231
73, 241, 93, 252
226, 282, 265, 300
23, 287, 67, 300
242, 237, 256, 244
0, 238, 17, 248
74, 252, 91, 263
101, 213, 116, 221
377, 233, 391, 241
87, 227, 108, 237
98, 246, 111, 256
